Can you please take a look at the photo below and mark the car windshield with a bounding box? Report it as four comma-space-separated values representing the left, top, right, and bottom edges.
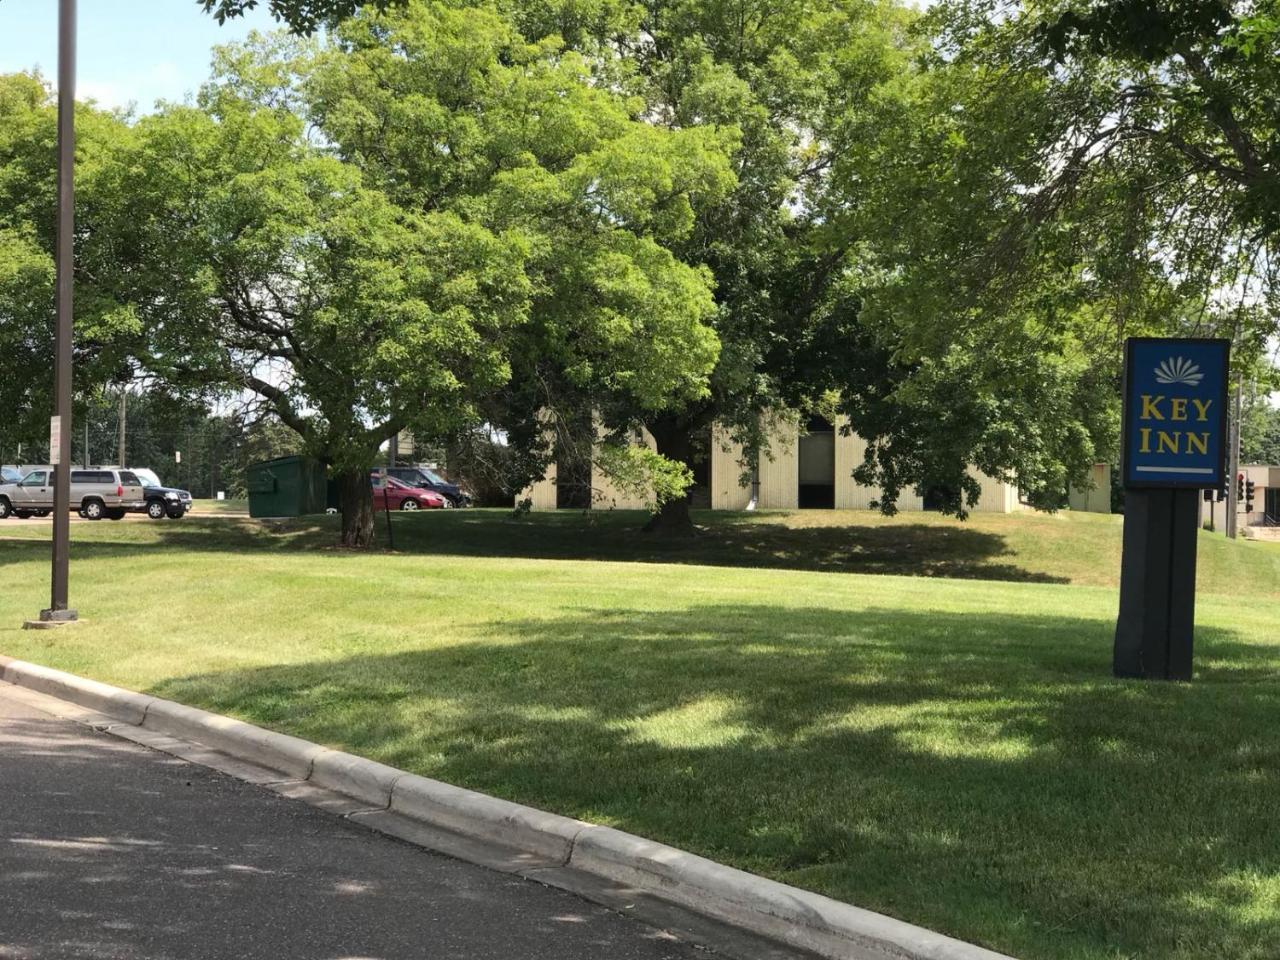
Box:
1, 468, 19, 483
420, 468, 446, 485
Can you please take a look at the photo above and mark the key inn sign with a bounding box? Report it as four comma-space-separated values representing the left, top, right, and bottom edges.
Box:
1123, 338, 1230, 489
1115, 337, 1231, 681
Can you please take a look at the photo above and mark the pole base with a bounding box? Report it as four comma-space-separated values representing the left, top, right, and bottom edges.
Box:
24, 608, 80, 629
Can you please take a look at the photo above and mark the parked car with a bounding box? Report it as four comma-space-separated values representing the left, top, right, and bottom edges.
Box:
371, 474, 446, 511
0, 467, 144, 520
383, 465, 472, 507
130, 467, 194, 520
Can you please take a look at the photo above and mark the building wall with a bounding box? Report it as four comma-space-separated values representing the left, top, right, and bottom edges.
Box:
517, 410, 1021, 513
516, 415, 558, 510
967, 469, 1024, 513
592, 422, 658, 510
831, 418, 925, 511
756, 413, 798, 509
1068, 463, 1112, 513
710, 425, 753, 510
1243, 464, 1276, 526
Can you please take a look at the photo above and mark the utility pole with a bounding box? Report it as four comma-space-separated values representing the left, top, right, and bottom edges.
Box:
83, 419, 89, 468
30, 0, 78, 628
117, 387, 127, 466
1226, 379, 1242, 539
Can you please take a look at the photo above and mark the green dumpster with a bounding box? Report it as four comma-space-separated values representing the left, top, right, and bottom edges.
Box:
246, 456, 330, 518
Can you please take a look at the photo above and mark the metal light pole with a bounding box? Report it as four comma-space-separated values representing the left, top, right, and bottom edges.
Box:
1226, 379, 1242, 540
34, 0, 78, 626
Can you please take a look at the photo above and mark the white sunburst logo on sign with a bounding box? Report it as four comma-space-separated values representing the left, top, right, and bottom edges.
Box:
1154, 356, 1204, 386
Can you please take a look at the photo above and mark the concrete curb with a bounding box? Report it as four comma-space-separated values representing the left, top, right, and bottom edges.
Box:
0, 655, 154, 724
142, 698, 325, 781
0, 656, 1017, 960
391, 772, 589, 865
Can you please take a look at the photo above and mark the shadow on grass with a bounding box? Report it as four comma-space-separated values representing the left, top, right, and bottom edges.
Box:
0, 510, 1071, 584
147, 604, 1280, 960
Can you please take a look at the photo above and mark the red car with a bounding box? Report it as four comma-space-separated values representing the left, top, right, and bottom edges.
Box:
372, 474, 446, 511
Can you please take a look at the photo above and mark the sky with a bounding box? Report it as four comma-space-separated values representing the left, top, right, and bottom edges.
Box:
0, 0, 278, 111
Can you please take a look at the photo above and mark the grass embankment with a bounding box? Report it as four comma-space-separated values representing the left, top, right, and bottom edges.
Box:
1, 509, 1278, 960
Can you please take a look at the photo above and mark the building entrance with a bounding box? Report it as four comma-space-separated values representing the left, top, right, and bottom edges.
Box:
798, 415, 835, 509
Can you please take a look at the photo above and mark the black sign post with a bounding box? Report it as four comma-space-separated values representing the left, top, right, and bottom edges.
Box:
1114, 338, 1230, 680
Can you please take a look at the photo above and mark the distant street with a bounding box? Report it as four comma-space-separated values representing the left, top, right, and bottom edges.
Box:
0, 684, 708, 960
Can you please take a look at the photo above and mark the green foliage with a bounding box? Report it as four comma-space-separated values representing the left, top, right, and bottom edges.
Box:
50, 6, 728, 544
0, 73, 140, 456
299, 1, 733, 490
594, 441, 694, 509
199, 0, 404, 34
814, 0, 1280, 514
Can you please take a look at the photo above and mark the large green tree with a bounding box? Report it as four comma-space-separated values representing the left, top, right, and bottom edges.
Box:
480, 0, 919, 530
811, 0, 1279, 514
292, 2, 734, 510
0, 72, 139, 462
100, 91, 529, 545
103, 7, 727, 545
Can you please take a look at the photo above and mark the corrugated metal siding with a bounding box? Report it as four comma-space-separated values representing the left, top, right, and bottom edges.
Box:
757, 414, 798, 509
516, 415, 558, 510
969, 469, 1019, 513
710, 425, 752, 510
518, 464, 557, 510
834, 418, 875, 509
833, 418, 923, 511
592, 423, 657, 510
1068, 463, 1112, 513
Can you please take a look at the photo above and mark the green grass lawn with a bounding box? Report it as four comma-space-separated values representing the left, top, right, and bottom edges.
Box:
189, 497, 249, 515
1, 509, 1278, 959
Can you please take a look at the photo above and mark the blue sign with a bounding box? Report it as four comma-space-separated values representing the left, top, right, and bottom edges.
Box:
1123, 338, 1230, 488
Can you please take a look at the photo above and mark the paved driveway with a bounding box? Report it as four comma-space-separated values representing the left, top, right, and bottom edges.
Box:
0, 684, 713, 960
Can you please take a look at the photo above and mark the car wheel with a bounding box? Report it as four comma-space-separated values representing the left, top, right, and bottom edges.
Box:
106, 509, 126, 521
14, 510, 32, 519
442, 498, 455, 509
0, 498, 11, 520
400, 499, 419, 511
147, 500, 167, 520
82, 500, 105, 521
35, 509, 50, 517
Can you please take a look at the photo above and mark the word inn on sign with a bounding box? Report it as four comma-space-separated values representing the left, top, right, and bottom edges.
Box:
1135, 394, 1217, 456
1123, 339, 1230, 488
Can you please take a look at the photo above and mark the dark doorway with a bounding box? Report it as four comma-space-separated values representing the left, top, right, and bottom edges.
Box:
798, 415, 835, 509
688, 438, 711, 510
554, 426, 593, 509
923, 485, 960, 511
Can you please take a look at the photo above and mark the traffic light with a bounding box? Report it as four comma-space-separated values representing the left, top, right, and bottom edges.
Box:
1246, 478, 1256, 512
1237, 473, 1245, 501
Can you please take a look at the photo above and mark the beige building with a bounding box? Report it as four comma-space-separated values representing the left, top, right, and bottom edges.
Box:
518, 414, 1055, 514
1199, 464, 1280, 530
1068, 463, 1112, 514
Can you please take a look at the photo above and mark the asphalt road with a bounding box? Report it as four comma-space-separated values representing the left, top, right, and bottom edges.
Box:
0, 685, 711, 960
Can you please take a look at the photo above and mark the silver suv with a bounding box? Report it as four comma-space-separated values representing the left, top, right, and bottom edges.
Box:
0, 468, 145, 521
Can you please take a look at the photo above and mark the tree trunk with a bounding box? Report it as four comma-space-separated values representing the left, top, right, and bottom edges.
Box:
643, 415, 698, 537
643, 494, 695, 535
336, 467, 376, 548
